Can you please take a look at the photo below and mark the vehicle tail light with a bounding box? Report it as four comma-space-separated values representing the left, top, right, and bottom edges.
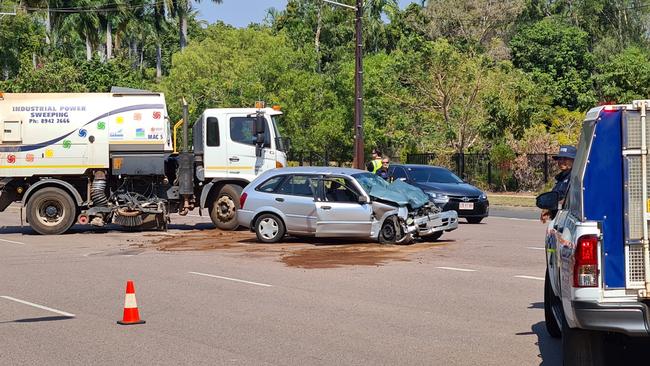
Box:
574, 235, 599, 287
240, 192, 248, 209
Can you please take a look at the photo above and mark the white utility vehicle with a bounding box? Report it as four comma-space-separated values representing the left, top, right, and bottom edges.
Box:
0, 90, 288, 234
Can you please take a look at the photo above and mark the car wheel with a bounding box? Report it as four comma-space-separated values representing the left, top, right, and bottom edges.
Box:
562, 316, 606, 366
422, 231, 443, 242
254, 213, 285, 243
467, 217, 483, 224
379, 216, 408, 244
544, 271, 562, 338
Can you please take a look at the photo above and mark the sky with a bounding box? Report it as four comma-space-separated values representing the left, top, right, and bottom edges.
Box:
193, 0, 418, 28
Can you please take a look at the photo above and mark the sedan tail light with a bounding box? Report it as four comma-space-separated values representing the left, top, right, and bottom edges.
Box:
240, 192, 248, 209
574, 235, 599, 287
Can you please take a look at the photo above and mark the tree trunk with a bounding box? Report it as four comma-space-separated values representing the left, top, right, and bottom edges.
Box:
86, 34, 93, 61
32, 52, 37, 69
106, 20, 112, 60
45, 5, 51, 45
315, 1, 323, 73
156, 43, 162, 79
131, 39, 138, 68
2, 63, 9, 80
180, 13, 188, 50
140, 48, 145, 71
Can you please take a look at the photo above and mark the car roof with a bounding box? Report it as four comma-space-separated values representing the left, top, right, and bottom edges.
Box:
267, 166, 368, 175
390, 164, 448, 169
263, 166, 369, 177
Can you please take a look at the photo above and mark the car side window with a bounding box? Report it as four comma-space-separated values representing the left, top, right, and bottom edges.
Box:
276, 175, 317, 197
392, 167, 407, 180
256, 176, 285, 193
323, 178, 360, 203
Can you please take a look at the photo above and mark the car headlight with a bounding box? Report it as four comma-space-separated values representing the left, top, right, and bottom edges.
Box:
479, 193, 487, 200
426, 191, 449, 204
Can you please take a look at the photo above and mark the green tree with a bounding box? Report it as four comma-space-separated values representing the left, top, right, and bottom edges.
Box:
594, 46, 650, 103
510, 18, 595, 109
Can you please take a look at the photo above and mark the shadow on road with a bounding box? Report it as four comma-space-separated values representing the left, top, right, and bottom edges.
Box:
531, 321, 561, 366
0, 316, 74, 324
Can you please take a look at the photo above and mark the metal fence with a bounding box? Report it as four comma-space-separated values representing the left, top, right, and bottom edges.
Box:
287, 151, 401, 168
407, 152, 556, 191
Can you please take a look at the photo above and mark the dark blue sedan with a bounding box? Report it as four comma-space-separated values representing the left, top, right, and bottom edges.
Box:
388, 164, 489, 223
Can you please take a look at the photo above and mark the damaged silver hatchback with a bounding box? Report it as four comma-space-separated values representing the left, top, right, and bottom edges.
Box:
237, 167, 458, 244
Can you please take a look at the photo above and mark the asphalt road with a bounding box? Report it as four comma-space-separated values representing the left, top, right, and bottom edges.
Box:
1, 205, 559, 365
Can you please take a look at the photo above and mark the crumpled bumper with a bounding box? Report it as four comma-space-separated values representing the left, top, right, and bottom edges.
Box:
407, 210, 459, 237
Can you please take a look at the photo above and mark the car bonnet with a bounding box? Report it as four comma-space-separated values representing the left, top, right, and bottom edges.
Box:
367, 179, 429, 209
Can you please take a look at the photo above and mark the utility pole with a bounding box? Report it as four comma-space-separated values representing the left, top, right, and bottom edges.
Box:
353, 0, 364, 170
323, 0, 364, 169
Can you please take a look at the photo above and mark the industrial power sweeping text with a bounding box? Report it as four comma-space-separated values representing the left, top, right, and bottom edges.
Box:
12, 105, 87, 124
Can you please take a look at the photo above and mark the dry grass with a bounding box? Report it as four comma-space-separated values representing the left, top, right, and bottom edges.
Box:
487, 193, 536, 207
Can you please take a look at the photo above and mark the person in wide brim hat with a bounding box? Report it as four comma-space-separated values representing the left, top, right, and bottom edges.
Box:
541, 145, 576, 223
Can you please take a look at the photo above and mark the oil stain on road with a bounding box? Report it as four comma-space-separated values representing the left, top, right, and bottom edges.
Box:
150, 229, 450, 269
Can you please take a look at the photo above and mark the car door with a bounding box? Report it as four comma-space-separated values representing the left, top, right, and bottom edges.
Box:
314, 177, 372, 237
272, 174, 318, 234
227, 114, 275, 181
202, 115, 230, 178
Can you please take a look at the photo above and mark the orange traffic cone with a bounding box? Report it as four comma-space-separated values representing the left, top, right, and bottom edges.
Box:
117, 280, 146, 325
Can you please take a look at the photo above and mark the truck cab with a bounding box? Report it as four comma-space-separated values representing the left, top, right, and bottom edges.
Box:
192, 106, 290, 229
538, 101, 650, 365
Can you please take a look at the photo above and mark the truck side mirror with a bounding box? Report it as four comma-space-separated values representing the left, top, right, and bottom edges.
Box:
536, 191, 560, 210
255, 115, 265, 135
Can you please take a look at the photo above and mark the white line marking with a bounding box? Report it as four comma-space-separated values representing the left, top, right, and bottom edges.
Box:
436, 266, 477, 272
82, 251, 103, 257
514, 275, 545, 281
526, 247, 546, 251
0, 296, 75, 317
0, 238, 25, 245
490, 216, 538, 222
189, 272, 273, 287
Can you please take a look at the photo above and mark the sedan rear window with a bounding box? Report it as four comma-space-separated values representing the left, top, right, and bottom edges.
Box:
256, 176, 285, 192
276, 175, 317, 197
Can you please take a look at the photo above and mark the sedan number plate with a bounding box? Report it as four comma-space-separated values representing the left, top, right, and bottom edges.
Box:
459, 202, 474, 210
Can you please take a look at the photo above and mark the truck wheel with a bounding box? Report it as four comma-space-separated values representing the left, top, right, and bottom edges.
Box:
210, 184, 243, 230
254, 213, 285, 243
26, 187, 76, 235
562, 317, 606, 366
544, 271, 562, 338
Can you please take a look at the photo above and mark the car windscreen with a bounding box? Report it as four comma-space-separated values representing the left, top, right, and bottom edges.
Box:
352, 172, 390, 194
407, 167, 462, 184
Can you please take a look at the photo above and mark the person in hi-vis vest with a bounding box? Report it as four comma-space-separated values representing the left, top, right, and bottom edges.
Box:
366, 148, 383, 173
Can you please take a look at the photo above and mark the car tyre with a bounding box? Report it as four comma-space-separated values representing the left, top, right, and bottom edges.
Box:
254, 213, 285, 243
544, 271, 562, 338
26, 187, 77, 235
561, 314, 606, 366
466, 217, 483, 224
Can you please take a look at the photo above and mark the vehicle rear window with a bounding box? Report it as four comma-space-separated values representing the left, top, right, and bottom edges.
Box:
256, 176, 285, 193
276, 175, 317, 197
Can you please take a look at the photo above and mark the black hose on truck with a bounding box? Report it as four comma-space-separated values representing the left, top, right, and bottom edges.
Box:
91, 171, 109, 206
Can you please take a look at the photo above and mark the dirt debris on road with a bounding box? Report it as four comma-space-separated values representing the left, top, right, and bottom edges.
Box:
149, 229, 450, 269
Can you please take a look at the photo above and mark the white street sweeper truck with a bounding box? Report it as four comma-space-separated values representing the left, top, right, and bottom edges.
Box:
0, 89, 289, 234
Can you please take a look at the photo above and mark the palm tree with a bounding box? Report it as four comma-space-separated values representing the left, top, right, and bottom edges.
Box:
169, 0, 222, 50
